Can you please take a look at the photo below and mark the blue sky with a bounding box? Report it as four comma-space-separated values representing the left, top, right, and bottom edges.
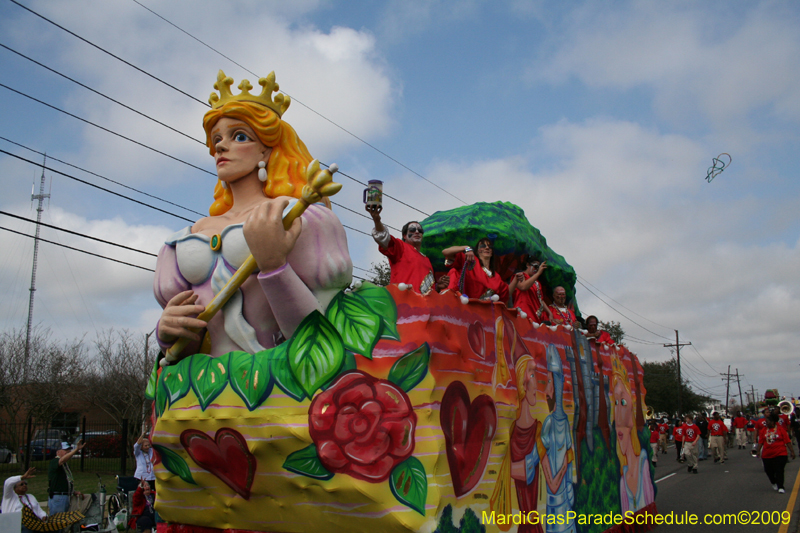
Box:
1, 0, 799, 404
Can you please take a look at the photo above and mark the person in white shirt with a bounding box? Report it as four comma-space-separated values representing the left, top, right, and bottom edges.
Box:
134, 433, 156, 484
3, 468, 46, 532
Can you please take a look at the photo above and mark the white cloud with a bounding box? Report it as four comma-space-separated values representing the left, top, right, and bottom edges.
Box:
531, 2, 800, 126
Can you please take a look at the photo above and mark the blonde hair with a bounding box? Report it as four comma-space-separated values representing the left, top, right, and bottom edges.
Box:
203, 101, 313, 216
515, 355, 534, 404
611, 354, 641, 470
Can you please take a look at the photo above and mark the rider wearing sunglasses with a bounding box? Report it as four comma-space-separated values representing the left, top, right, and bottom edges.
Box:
367, 204, 447, 294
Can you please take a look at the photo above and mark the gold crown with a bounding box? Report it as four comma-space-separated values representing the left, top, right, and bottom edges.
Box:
610, 353, 628, 383
208, 70, 291, 117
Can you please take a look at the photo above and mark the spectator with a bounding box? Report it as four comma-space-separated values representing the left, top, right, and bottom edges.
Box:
584, 315, 614, 344
131, 480, 156, 533
696, 413, 709, 461
508, 258, 553, 323
134, 433, 157, 486
367, 205, 445, 294
733, 412, 748, 449
48, 441, 85, 514
709, 412, 728, 463
442, 239, 508, 301
757, 413, 796, 494
548, 287, 576, 326
682, 415, 700, 474
2, 468, 44, 522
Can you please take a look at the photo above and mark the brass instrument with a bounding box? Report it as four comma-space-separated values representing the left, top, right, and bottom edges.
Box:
779, 400, 794, 415
645, 405, 655, 420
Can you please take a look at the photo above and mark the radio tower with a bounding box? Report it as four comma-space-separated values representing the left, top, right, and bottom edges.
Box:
24, 156, 50, 371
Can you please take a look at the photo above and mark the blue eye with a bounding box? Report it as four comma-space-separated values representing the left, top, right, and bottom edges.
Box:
621, 399, 627, 407
234, 132, 250, 142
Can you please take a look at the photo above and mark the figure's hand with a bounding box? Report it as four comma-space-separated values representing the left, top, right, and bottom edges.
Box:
465, 250, 475, 263
515, 272, 525, 283
76, 440, 86, 451
157, 291, 207, 344
244, 197, 302, 272
22, 467, 35, 480
365, 204, 382, 220
436, 275, 450, 291
538, 261, 547, 273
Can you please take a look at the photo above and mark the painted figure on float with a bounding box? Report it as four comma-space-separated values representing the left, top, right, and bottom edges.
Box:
611, 353, 655, 514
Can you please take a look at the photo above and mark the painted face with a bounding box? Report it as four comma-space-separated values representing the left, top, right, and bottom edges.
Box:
477, 240, 493, 260
553, 287, 567, 306
403, 224, 423, 245
586, 318, 598, 334
614, 377, 633, 436
210, 117, 269, 185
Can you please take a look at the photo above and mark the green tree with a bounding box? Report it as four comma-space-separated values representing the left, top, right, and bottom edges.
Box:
598, 320, 624, 344
368, 260, 391, 287
642, 358, 715, 417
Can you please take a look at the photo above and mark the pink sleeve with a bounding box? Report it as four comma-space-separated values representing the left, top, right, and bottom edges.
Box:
153, 244, 192, 353
257, 204, 353, 339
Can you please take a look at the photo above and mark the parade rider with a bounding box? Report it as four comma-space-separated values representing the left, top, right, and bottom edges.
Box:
367, 204, 447, 294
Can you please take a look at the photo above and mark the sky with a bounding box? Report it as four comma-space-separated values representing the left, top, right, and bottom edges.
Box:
1, 0, 799, 404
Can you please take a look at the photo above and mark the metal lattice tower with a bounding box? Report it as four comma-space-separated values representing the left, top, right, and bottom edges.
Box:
24, 156, 50, 371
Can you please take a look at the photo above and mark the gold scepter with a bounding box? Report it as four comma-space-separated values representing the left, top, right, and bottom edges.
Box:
162, 160, 341, 366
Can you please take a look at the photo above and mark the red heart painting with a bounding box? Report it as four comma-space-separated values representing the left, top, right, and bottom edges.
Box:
439, 381, 497, 497
180, 428, 256, 500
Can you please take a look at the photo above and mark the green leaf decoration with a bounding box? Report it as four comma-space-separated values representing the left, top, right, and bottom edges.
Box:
161, 356, 192, 406
389, 456, 427, 516
270, 345, 305, 401
288, 311, 345, 398
387, 343, 430, 392
322, 351, 358, 391
152, 444, 196, 485
155, 371, 168, 418
282, 444, 333, 480
353, 282, 400, 340
325, 291, 381, 357
228, 350, 274, 411
189, 353, 231, 410
145, 356, 159, 400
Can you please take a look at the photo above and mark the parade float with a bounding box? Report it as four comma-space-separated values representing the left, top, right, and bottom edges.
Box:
146, 70, 657, 533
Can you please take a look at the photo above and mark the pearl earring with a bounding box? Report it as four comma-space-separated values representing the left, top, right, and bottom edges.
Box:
258, 161, 267, 182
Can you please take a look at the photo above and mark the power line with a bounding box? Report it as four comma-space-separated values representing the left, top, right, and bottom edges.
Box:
0, 42, 205, 146
687, 344, 721, 375
576, 274, 673, 332
576, 278, 673, 341
0, 82, 214, 176
1, 150, 196, 223
0, 136, 205, 217
130, 0, 468, 206
0, 210, 157, 257
10, 0, 437, 219
0, 225, 154, 272
7, 0, 208, 107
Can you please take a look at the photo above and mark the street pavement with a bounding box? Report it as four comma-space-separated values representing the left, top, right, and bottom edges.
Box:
653, 442, 800, 532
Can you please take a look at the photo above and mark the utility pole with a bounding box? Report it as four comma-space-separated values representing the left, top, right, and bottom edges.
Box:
736, 369, 744, 413
664, 330, 691, 416
724, 365, 731, 415
751, 385, 757, 414
24, 157, 50, 377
